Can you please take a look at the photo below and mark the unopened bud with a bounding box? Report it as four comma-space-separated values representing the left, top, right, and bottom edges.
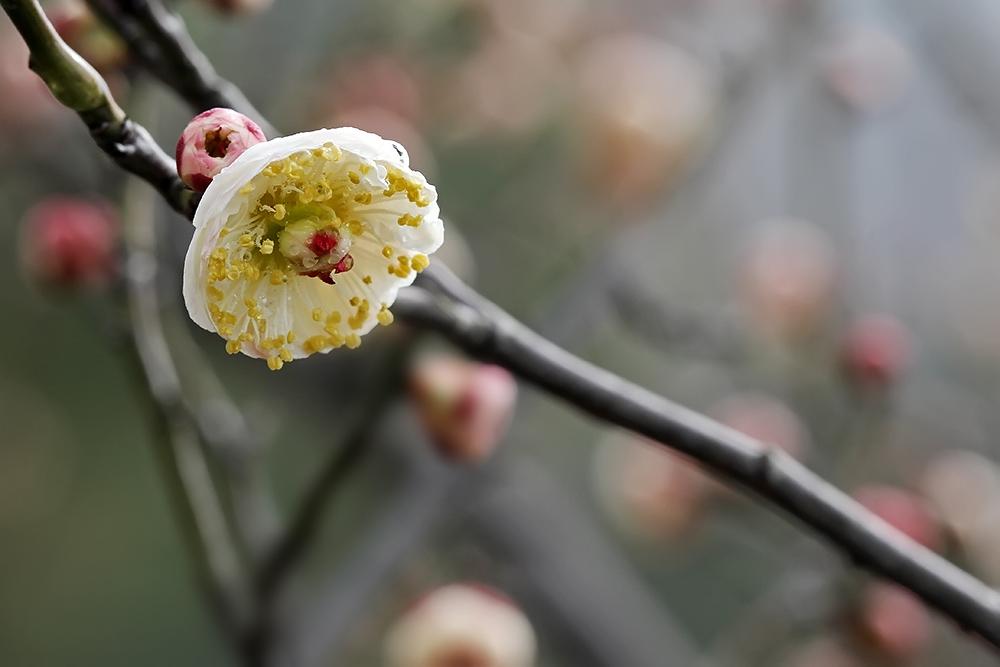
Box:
385, 584, 537, 667
593, 434, 710, 540
840, 314, 910, 389
409, 358, 517, 463
20, 197, 117, 288
859, 584, 930, 659
175, 107, 266, 192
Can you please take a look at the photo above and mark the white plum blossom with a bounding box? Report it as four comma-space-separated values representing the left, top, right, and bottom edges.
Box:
183, 127, 443, 370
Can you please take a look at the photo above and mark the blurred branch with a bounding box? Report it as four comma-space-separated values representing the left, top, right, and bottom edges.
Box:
84, 0, 275, 135
255, 341, 413, 602
182, 337, 282, 563
287, 440, 464, 667
606, 270, 748, 361
393, 285, 1000, 649
119, 164, 251, 636
469, 458, 702, 667
0, 0, 197, 218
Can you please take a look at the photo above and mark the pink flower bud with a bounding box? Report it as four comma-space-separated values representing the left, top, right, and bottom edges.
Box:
20, 197, 117, 288
575, 33, 715, 210
385, 583, 536, 667
198, 0, 272, 16
593, 434, 711, 540
855, 485, 940, 551
840, 315, 910, 389
409, 358, 517, 463
859, 584, 931, 659
743, 219, 837, 340
49, 2, 127, 74
175, 108, 266, 192
824, 25, 912, 113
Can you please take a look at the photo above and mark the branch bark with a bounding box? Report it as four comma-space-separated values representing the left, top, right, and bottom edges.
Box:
1, 0, 196, 217
392, 286, 1000, 648
84, 0, 275, 135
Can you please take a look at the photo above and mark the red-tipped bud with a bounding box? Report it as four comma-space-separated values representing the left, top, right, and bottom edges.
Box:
859, 584, 931, 659
855, 485, 940, 551
384, 584, 536, 667
20, 197, 117, 288
175, 107, 266, 192
840, 315, 911, 389
409, 358, 517, 463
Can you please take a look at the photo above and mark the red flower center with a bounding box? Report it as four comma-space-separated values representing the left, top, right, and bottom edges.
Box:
307, 230, 338, 256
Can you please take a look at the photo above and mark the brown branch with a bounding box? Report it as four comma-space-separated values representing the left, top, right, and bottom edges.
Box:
393, 285, 1000, 649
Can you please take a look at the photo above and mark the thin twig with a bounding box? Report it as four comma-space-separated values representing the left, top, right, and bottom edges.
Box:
392, 286, 1000, 649
119, 162, 252, 637
255, 341, 414, 600
1, 0, 197, 217
85, 0, 274, 135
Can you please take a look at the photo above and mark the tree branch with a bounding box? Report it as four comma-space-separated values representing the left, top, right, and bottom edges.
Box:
84, 0, 274, 135
254, 342, 411, 601
119, 165, 251, 637
392, 286, 1000, 648
1, 0, 196, 217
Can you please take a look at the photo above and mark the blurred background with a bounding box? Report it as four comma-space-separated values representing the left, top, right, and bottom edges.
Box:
4, 0, 1000, 664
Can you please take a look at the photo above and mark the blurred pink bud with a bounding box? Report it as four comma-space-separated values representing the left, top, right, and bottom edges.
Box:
385, 583, 537, 667
593, 434, 710, 540
409, 358, 517, 463
49, 2, 127, 74
780, 638, 861, 667
175, 107, 266, 192
712, 394, 807, 459
444, 34, 562, 139
198, 0, 272, 16
20, 197, 117, 288
855, 485, 940, 551
323, 55, 423, 124
824, 25, 912, 113
743, 219, 836, 339
840, 315, 910, 389
859, 584, 931, 659
920, 450, 1000, 547
575, 33, 714, 208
